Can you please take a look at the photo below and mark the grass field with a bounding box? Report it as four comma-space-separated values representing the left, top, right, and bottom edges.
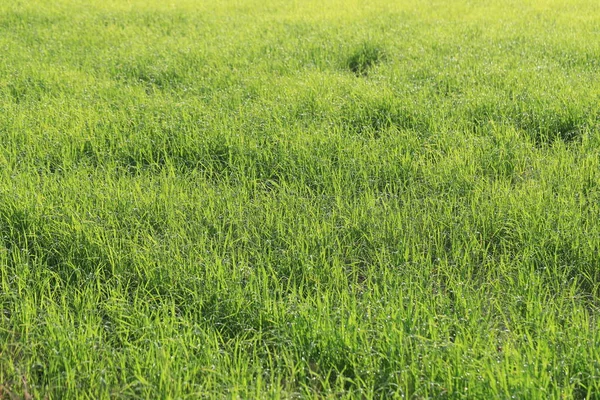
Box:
1, 0, 600, 398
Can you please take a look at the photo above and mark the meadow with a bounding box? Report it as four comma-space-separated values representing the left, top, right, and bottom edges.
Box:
1, 0, 600, 397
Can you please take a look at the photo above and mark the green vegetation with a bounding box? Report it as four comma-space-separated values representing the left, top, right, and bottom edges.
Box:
1, 0, 600, 397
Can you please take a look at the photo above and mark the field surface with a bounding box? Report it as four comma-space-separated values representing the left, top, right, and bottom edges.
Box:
1, 0, 600, 398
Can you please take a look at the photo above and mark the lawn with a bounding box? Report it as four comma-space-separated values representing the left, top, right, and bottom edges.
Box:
1, 0, 600, 398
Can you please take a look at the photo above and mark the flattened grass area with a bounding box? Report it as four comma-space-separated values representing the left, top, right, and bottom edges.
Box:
1, 0, 600, 397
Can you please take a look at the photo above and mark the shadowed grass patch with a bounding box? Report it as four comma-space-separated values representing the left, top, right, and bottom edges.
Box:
346, 42, 386, 76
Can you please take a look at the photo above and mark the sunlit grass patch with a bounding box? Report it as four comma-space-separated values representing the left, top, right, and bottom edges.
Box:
1, 0, 600, 398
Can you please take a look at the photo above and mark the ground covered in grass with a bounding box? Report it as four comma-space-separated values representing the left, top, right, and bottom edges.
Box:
1, 0, 600, 397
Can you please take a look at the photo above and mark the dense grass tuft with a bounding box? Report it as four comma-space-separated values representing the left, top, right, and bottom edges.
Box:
346, 42, 386, 76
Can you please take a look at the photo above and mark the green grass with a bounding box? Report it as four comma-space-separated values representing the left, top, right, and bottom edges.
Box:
1, 0, 600, 398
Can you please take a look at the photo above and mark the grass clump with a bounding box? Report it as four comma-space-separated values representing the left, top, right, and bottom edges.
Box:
346, 42, 386, 76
